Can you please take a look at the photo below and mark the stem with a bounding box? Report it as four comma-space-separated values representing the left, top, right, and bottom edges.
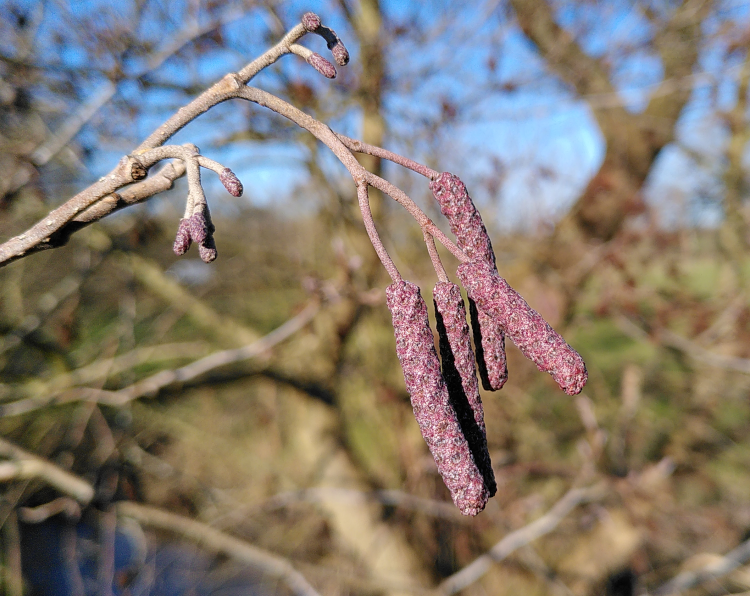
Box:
135, 23, 308, 152
423, 231, 448, 282
335, 134, 439, 180
357, 183, 401, 282
234, 86, 469, 263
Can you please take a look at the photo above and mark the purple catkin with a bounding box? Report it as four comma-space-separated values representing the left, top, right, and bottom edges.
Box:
188, 211, 209, 245
301, 12, 321, 32
458, 260, 588, 396
387, 281, 489, 516
306, 53, 337, 79
331, 42, 349, 66
219, 168, 243, 197
430, 172, 508, 390
198, 240, 217, 263
173, 218, 192, 255
433, 282, 496, 497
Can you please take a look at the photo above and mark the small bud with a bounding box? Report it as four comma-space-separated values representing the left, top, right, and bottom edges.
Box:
434, 282, 496, 497
188, 211, 209, 245
387, 280, 489, 516
458, 260, 588, 396
219, 168, 243, 197
301, 12, 321, 32
198, 236, 217, 263
173, 218, 192, 255
130, 160, 148, 181
306, 53, 337, 79
331, 42, 349, 66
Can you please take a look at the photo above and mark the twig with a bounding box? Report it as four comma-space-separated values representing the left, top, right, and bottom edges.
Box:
0, 437, 95, 504
650, 537, 750, 595
423, 231, 449, 283
2, 511, 23, 596
437, 484, 605, 595
660, 328, 750, 375
234, 85, 468, 263
18, 497, 81, 523
7, 341, 207, 401
116, 500, 322, 596
0, 300, 319, 414
258, 487, 468, 522
357, 182, 401, 282
335, 133, 439, 180
615, 315, 750, 375
26, 6, 251, 171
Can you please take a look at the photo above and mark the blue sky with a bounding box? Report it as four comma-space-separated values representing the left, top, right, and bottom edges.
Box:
5, 0, 748, 231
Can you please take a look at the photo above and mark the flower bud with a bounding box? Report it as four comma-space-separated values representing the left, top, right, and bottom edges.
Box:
387, 280, 489, 515
173, 218, 192, 255
331, 42, 349, 66
219, 168, 243, 197
188, 211, 209, 245
301, 12, 321, 32
434, 282, 496, 497
198, 237, 217, 263
306, 53, 337, 79
458, 261, 587, 396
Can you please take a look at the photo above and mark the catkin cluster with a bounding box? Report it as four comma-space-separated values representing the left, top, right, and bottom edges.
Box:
385, 172, 587, 515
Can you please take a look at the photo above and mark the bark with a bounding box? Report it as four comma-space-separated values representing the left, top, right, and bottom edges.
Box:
510, 0, 711, 243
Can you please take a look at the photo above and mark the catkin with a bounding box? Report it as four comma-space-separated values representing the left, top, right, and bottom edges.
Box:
433, 282, 496, 497
458, 260, 587, 396
387, 281, 489, 515
430, 172, 508, 390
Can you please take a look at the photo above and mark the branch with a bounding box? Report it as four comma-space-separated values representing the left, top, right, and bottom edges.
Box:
25, 5, 252, 172
0, 300, 319, 415
261, 487, 468, 522
650, 536, 750, 595
0, 437, 95, 504
116, 500, 322, 596
614, 315, 750, 375
437, 484, 605, 595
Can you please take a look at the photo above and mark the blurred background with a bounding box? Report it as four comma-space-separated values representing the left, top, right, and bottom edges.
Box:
1, 0, 750, 594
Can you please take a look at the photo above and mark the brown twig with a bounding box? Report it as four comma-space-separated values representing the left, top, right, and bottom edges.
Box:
0, 300, 319, 414
437, 483, 606, 595
423, 231, 449, 282
335, 133, 439, 179
18, 497, 82, 523
0, 437, 95, 504
117, 500, 322, 596
650, 536, 750, 595
356, 182, 401, 282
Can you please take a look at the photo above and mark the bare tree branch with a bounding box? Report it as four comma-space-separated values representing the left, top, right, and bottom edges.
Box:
116, 500, 323, 596
650, 537, 750, 596
0, 438, 95, 504
0, 299, 320, 415
438, 483, 606, 595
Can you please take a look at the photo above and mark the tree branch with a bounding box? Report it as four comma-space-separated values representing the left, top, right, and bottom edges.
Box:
117, 500, 322, 596
438, 483, 605, 595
